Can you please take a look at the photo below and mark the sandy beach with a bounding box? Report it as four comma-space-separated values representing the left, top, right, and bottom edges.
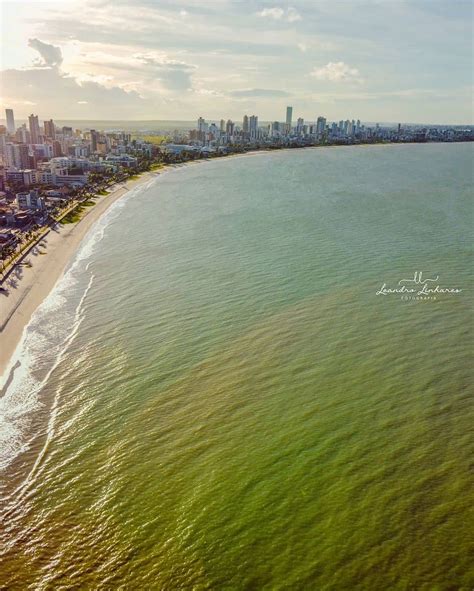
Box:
0, 170, 158, 381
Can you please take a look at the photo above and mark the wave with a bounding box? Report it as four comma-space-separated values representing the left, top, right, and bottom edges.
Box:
0, 177, 158, 473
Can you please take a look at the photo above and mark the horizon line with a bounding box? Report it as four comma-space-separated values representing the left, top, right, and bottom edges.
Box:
2, 118, 473, 127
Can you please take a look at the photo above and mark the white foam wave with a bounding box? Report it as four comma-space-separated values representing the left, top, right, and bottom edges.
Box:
0, 175, 159, 472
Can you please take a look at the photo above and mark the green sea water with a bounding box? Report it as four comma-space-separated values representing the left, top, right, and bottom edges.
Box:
0, 143, 473, 590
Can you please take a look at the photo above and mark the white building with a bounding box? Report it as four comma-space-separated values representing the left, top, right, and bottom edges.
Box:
16, 189, 45, 210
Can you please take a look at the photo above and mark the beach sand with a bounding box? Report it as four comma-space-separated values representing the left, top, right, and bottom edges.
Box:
0, 170, 158, 381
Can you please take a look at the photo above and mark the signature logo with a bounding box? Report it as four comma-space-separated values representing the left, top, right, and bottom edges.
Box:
376, 271, 462, 299
398, 271, 439, 286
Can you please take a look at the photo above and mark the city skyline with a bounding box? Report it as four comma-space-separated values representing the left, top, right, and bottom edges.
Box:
0, 0, 472, 124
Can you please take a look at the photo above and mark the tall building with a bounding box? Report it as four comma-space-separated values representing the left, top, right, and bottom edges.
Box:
243, 115, 249, 134
4, 143, 30, 169
271, 121, 281, 137
225, 120, 234, 137
28, 114, 40, 144
52, 140, 63, 157
16, 189, 44, 211
44, 119, 56, 139
197, 118, 208, 143
16, 125, 29, 143
316, 116, 327, 136
4, 143, 16, 168
5, 109, 15, 135
0, 133, 6, 158
90, 129, 99, 152
18, 144, 30, 169
286, 106, 293, 134
296, 117, 304, 135
219, 119, 225, 133
249, 115, 258, 139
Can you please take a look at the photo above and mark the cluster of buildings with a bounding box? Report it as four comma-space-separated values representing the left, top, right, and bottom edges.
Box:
0, 109, 158, 260
164, 106, 473, 155
1, 105, 472, 263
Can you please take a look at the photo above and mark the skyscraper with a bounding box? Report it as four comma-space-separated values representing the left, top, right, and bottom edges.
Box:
4, 143, 30, 169
286, 106, 293, 134
243, 115, 249, 134
16, 124, 29, 143
316, 116, 327, 136
197, 118, 208, 143
18, 144, 30, 169
53, 140, 63, 157
249, 115, 258, 139
90, 129, 99, 152
225, 120, 234, 136
5, 109, 15, 135
44, 119, 56, 139
28, 114, 40, 144
0, 134, 7, 159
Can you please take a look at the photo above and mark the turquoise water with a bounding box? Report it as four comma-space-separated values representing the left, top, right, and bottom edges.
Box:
0, 144, 473, 589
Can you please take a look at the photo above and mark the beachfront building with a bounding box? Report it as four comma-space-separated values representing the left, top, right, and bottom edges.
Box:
105, 155, 138, 168
16, 189, 45, 211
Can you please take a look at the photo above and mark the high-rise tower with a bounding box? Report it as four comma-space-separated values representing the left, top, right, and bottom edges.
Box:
5, 109, 15, 134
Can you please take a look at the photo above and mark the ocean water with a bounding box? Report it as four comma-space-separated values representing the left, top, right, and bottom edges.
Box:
0, 144, 472, 590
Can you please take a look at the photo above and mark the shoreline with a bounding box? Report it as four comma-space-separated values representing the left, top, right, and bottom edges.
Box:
0, 169, 160, 382
0, 140, 467, 383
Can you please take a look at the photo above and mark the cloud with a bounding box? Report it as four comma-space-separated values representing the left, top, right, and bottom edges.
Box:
134, 52, 194, 70
28, 38, 63, 67
2, 47, 149, 118
258, 7, 284, 19
310, 61, 360, 82
133, 52, 196, 91
77, 50, 197, 93
229, 88, 291, 98
257, 7, 301, 23
286, 7, 302, 22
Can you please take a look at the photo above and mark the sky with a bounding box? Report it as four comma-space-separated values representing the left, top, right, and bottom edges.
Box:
0, 0, 472, 124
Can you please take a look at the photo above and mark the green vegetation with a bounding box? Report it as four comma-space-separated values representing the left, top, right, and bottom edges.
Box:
135, 135, 168, 145
60, 200, 94, 224
60, 209, 83, 224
